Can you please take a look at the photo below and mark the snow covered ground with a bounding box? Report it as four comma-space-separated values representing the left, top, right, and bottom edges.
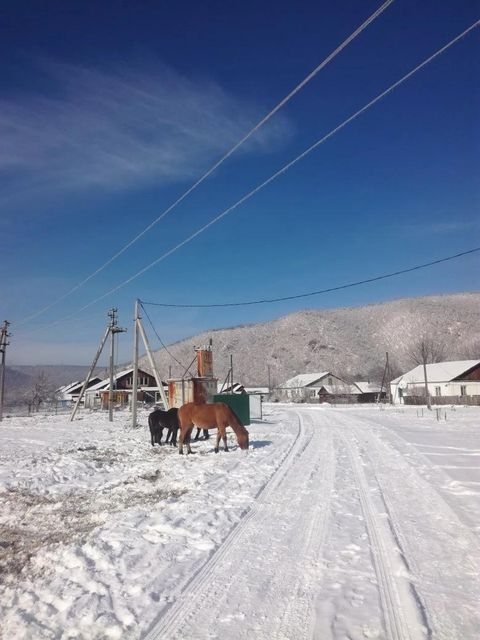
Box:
1, 403, 479, 639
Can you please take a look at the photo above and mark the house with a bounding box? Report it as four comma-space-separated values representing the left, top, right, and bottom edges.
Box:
353, 381, 386, 403
84, 367, 160, 409
317, 379, 364, 404
57, 377, 103, 405
279, 373, 385, 404
279, 372, 359, 403
390, 360, 480, 405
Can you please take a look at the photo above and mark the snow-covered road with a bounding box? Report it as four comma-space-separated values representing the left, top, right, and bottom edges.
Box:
1, 404, 479, 639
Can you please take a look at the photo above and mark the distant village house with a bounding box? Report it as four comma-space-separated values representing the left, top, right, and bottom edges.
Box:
279, 372, 384, 403
390, 360, 480, 405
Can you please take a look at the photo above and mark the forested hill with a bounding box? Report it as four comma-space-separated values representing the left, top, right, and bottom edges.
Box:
141, 293, 480, 387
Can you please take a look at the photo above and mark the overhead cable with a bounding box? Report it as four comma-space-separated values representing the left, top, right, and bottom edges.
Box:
62, 20, 480, 311
21, 19, 480, 333
140, 302, 188, 369
20, 0, 395, 325
140, 247, 480, 308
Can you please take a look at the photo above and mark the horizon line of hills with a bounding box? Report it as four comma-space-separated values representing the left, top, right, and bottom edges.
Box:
6, 292, 479, 403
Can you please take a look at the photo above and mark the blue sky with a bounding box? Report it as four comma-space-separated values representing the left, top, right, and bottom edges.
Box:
1, 0, 479, 366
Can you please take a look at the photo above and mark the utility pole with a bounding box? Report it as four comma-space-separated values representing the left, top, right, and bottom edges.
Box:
131, 300, 169, 429
132, 300, 140, 428
71, 309, 126, 422
379, 351, 393, 405
108, 308, 127, 422
0, 320, 11, 422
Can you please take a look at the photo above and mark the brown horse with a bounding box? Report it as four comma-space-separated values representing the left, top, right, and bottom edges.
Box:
177, 402, 249, 454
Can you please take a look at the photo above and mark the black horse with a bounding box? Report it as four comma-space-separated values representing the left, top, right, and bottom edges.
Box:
148, 408, 179, 446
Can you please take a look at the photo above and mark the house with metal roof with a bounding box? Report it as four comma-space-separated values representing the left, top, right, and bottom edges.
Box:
279, 372, 359, 402
84, 367, 161, 409
56, 377, 103, 404
279, 372, 386, 403
390, 360, 480, 404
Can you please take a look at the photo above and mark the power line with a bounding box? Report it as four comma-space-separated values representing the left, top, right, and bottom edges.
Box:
20, 0, 395, 325
19, 19, 480, 333
140, 247, 480, 308
140, 302, 188, 370
64, 21, 480, 308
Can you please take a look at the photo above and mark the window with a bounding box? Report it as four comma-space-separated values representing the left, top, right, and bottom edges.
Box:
460, 385, 467, 396
435, 386, 441, 397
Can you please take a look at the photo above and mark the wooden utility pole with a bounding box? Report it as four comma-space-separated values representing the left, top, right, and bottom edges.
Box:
379, 352, 393, 404
108, 308, 127, 422
385, 352, 392, 404
423, 359, 432, 411
131, 300, 169, 429
132, 300, 140, 428
70, 325, 110, 421
0, 320, 11, 422
71, 309, 125, 421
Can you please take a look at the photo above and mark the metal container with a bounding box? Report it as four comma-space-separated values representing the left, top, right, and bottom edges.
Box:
213, 393, 251, 426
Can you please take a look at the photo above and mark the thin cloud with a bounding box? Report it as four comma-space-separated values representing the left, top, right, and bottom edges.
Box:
404, 220, 479, 235
0, 59, 293, 198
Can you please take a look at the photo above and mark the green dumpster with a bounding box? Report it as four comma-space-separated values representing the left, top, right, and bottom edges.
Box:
213, 394, 250, 426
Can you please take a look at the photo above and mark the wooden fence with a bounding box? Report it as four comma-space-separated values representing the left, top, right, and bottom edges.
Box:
404, 395, 480, 406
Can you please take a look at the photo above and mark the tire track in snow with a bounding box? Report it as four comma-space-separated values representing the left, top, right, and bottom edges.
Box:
343, 416, 480, 639
143, 410, 335, 640
338, 429, 425, 640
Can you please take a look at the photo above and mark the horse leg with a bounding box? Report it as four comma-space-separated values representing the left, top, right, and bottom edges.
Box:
171, 426, 178, 446
194, 427, 201, 441
179, 424, 194, 454
215, 426, 227, 453
223, 426, 229, 452
203, 428, 210, 440
186, 427, 194, 454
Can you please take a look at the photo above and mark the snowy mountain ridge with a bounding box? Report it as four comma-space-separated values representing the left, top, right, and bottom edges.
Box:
143, 292, 479, 387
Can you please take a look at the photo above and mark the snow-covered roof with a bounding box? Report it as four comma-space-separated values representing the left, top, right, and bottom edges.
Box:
280, 372, 330, 389
391, 360, 480, 385
319, 383, 359, 395
86, 368, 136, 392
354, 381, 382, 394
56, 380, 81, 394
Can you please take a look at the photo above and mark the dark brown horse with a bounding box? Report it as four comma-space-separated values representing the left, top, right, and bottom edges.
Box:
177, 402, 249, 454
148, 408, 179, 446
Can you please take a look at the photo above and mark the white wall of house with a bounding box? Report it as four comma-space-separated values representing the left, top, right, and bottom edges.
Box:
391, 380, 480, 403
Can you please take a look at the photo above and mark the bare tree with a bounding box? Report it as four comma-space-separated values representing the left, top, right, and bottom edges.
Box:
25, 371, 56, 413
408, 337, 445, 410
455, 338, 480, 360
